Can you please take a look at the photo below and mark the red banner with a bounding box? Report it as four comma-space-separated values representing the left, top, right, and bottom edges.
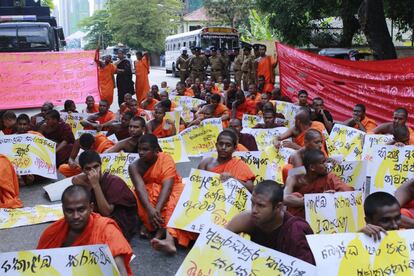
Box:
277, 43, 414, 128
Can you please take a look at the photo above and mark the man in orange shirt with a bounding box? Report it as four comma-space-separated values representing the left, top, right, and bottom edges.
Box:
0, 154, 23, 208
81, 100, 116, 131
135, 51, 150, 104
343, 104, 377, 132
372, 107, 414, 144
97, 55, 117, 105
256, 45, 277, 93
37, 185, 132, 276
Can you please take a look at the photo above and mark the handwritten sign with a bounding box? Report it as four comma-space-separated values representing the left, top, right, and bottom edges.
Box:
100, 152, 139, 190
165, 110, 182, 133
179, 118, 223, 157
242, 114, 263, 128
0, 244, 119, 275
328, 124, 365, 161
361, 134, 393, 161
169, 96, 206, 122
0, 204, 62, 229
327, 161, 367, 191
60, 112, 89, 136
368, 145, 414, 194
233, 151, 278, 185
158, 135, 189, 163
175, 224, 316, 276
168, 169, 251, 233
0, 134, 57, 179
241, 127, 288, 151
0, 51, 100, 109
274, 100, 300, 128
307, 229, 414, 276
304, 191, 364, 235
265, 146, 295, 184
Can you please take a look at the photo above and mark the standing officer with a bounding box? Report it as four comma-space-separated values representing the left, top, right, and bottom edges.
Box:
189, 47, 208, 82
241, 45, 255, 90
176, 47, 190, 83
209, 47, 225, 82
233, 47, 243, 88
220, 47, 231, 80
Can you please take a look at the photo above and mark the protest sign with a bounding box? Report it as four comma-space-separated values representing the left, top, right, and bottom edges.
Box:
158, 135, 190, 163
0, 244, 119, 275
233, 151, 278, 185
43, 177, 73, 202
75, 129, 97, 139
0, 204, 63, 229
169, 96, 206, 122
100, 152, 139, 190
165, 110, 182, 133
179, 118, 223, 157
368, 145, 414, 194
328, 124, 365, 161
304, 191, 364, 235
168, 169, 251, 233
0, 134, 56, 179
306, 229, 414, 276
326, 161, 367, 191
241, 127, 288, 151
265, 146, 295, 183
361, 134, 394, 161
0, 51, 100, 109
274, 100, 300, 128
175, 224, 316, 276
60, 112, 89, 136
242, 114, 263, 128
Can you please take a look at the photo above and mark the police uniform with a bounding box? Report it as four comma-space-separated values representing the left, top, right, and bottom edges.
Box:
189, 47, 208, 82
176, 49, 190, 83
220, 48, 230, 80
209, 47, 224, 82
241, 46, 256, 90
233, 47, 243, 87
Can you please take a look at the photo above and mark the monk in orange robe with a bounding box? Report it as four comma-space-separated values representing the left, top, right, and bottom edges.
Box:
198, 129, 255, 192
236, 143, 248, 151
129, 134, 196, 254
343, 104, 377, 132
37, 185, 132, 276
284, 149, 353, 218
119, 93, 133, 115
395, 179, 414, 228
141, 91, 159, 111
147, 105, 176, 138
372, 107, 414, 144
256, 45, 277, 93
210, 94, 230, 127
97, 55, 117, 105
135, 51, 150, 104
81, 100, 116, 131
0, 154, 23, 208
83, 96, 99, 114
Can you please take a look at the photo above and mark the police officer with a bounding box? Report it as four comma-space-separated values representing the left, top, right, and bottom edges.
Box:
233, 47, 243, 88
241, 45, 255, 91
176, 47, 190, 83
220, 47, 230, 80
209, 47, 225, 82
189, 47, 208, 82
252, 44, 261, 59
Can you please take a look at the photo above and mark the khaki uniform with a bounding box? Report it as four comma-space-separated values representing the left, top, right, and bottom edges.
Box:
220, 53, 230, 80
209, 55, 225, 82
176, 54, 190, 83
241, 54, 256, 90
189, 55, 208, 82
233, 53, 243, 87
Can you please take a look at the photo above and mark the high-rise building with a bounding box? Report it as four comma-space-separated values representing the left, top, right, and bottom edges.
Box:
57, 0, 90, 36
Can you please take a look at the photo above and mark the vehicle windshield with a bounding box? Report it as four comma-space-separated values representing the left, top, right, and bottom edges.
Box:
201, 34, 239, 50
0, 25, 51, 51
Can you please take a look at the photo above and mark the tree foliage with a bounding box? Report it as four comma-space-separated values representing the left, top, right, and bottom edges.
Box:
204, 0, 254, 28
41, 0, 54, 9
79, 9, 114, 50
239, 9, 279, 42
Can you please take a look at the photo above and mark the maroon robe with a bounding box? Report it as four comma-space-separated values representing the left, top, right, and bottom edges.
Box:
239, 133, 259, 151
44, 121, 75, 166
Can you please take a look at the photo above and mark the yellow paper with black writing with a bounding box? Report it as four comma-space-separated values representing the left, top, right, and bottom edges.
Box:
241, 114, 263, 128
165, 110, 182, 133
175, 224, 316, 276
241, 127, 288, 151
307, 229, 414, 276
327, 160, 367, 191
60, 112, 89, 136
233, 151, 277, 185
0, 204, 62, 229
265, 146, 295, 184
158, 135, 190, 163
167, 169, 251, 233
328, 124, 365, 161
361, 134, 393, 161
169, 96, 206, 123
0, 134, 57, 179
100, 152, 139, 190
304, 191, 364, 235
274, 100, 300, 128
0, 244, 119, 275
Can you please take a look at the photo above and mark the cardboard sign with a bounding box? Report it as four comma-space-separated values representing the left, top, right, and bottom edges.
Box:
233, 151, 278, 185
0, 134, 56, 179
326, 160, 367, 191
100, 152, 139, 190
241, 127, 288, 151
60, 112, 89, 136
265, 146, 296, 184
158, 135, 190, 163
168, 169, 251, 233
0, 204, 63, 229
328, 124, 365, 161
175, 225, 316, 276
274, 100, 300, 128
43, 177, 73, 202
0, 244, 119, 275
169, 96, 206, 122
241, 114, 263, 128
307, 229, 414, 276
165, 110, 182, 134
304, 191, 364, 234
361, 134, 394, 161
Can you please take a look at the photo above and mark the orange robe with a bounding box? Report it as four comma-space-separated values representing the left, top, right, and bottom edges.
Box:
210, 157, 256, 183
137, 152, 196, 246
28, 130, 44, 137
236, 143, 248, 151
257, 56, 276, 93
410, 128, 414, 145
294, 121, 328, 156
37, 212, 133, 276
97, 111, 116, 125
98, 63, 117, 105
151, 119, 175, 138
84, 104, 99, 114
214, 103, 230, 128
354, 116, 377, 132
142, 99, 159, 111
135, 56, 150, 104
0, 154, 23, 208
184, 88, 195, 97
401, 200, 414, 219
119, 103, 129, 115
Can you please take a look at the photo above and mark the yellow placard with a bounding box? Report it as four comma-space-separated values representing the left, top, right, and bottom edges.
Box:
233, 151, 278, 185
158, 135, 189, 163
241, 114, 263, 128
60, 112, 88, 136
0, 204, 63, 229
328, 124, 365, 161
327, 160, 367, 191
100, 152, 139, 190
265, 146, 295, 184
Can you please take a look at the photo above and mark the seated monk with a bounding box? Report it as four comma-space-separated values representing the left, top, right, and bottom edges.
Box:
256, 93, 271, 116
81, 100, 116, 131
0, 154, 23, 208
186, 104, 214, 128
72, 151, 138, 240
82, 96, 99, 114
129, 134, 196, 254
37, 185, 132, 276
284, 149, 353, 218
226, 180, 315, 264
119, 93, 133, 115
2, 110, 17, 134
198, 129, 255, 192
60, 100, 78, 113
359, 192, 401, 241
106, 111, 134, 141
160, 91, 177, 110
128, 98, 150, 120
245, 84, 260, 115
224, 82, 237, 109
105, 116, 146, 153
372, 107, 414, 144
253, 107, 285, 129
147, 104, 176, 138
388, 125, 411, 146
59, 133, 114, 177
141, 91, 159, 111
210, 94, 230, 127
31, 102, 54, 130
229, 118, 258, 151
231, 90, 256, 120
342, 104, 377, 132
150, 84, 161, 101
394, 178, 414, 229
39, 110, 75, 166
173, 82, 186, 97
203, 80, 220, 96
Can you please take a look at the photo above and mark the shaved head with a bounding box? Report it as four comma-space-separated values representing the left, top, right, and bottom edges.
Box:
295, 110, 311, 126
61, 185, 91, 205
305, 129, 322, 142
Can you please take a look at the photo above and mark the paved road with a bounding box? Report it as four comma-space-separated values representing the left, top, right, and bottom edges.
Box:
0, 68, 197, 275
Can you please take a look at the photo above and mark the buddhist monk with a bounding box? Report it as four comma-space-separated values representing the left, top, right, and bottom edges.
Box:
160, 91, 177, 110
256, 92, 271, 115
150, 84, 161, 101
229, 118, 258, 151
211, 94, 230, 127
311, 97, 333, 132
226, 180, 315, 264
186, 104, 214, 128
58, 133, 114, 177
1, 110, 17, 134
135, 51, 150, 104
81, 100, 116, 131
141, 91, 159, 111
97, 55, 117, 105
394, 178, 414, 229
284, 149, 353, 218
256, 45, 277, 93
106, 111, 134, 141
0, 154, 23, 208
129, 134, 196, 254
72, 150, 138, 240
198, 129, 255, 192
388, 125, 411, 146
253, 108, 285, 128
119, 93, 133, 115
372, 108, 414, 144
105, 116, 146, 153
31, 102, 54, 130
60, 100, 78, 113
146, 105, 176, 138
82, 96, 99, 114
37, 185, 132, 276
231, 90, 256, 120
39, 110, 75, 166
343, 104, 377, 132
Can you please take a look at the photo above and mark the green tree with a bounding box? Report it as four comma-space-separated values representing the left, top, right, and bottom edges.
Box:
239, 9, 279, 42
79, 9, 114, 50
108, 0, 182, 53
41, 0, 54, 9
204, 0, 254, 28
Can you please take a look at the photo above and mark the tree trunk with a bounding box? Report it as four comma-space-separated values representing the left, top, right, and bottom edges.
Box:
358, 0, 397, 60
339, 0, 360, 47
